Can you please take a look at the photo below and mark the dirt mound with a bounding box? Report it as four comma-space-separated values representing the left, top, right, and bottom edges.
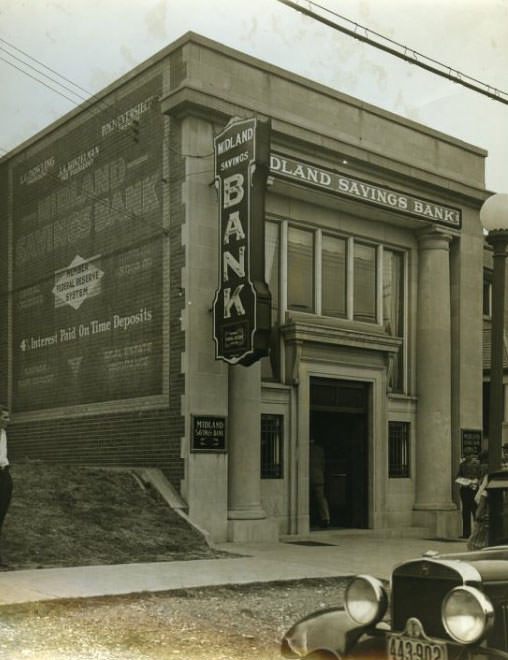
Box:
2, 461, 224, 570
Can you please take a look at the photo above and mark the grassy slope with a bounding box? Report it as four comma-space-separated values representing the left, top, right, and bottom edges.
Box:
1, 461, 224, 570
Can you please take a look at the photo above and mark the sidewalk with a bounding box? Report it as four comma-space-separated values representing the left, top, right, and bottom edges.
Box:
0, 529, 467, 606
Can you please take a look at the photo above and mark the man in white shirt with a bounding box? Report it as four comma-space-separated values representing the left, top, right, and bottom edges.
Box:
0, 405, 12, 565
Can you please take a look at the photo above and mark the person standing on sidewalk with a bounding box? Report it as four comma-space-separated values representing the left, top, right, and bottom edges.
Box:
310, 436, 330, 528
0, 405, 12, 565
456, 446, 481, 539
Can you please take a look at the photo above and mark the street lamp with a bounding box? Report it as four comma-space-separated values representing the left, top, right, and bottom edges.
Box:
480, 193, 508, 472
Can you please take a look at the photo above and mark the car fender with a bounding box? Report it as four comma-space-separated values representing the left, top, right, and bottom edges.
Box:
281, 606, 374, 658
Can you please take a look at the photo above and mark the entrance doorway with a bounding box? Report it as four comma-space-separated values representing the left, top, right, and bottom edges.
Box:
309, 378, 369, 529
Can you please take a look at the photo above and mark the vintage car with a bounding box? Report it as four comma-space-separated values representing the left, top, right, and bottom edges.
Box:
281, 471, 508, 660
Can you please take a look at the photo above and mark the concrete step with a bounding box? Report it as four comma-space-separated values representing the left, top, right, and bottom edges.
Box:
282, 527, 435, 543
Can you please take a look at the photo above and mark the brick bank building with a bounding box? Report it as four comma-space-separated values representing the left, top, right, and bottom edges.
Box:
0, 33, 488, 542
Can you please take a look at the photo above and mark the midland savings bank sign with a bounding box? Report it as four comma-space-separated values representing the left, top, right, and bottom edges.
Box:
212, 117, 271, 365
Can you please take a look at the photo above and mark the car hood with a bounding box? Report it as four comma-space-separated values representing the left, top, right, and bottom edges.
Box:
426, 546, 508, 583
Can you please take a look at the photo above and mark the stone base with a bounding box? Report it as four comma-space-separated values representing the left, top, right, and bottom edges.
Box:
413, 508, 460, 538
227, 518, 279, 543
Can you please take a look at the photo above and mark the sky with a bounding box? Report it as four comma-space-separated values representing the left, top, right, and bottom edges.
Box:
1, 0, 508, 193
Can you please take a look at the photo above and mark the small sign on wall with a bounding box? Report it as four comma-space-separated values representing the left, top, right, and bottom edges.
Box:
461, 429, 482, 456
191, 415, 227, 453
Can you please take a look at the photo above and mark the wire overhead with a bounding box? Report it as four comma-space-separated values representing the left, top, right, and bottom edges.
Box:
277, 0, 508, 107
0, 38, 214, 163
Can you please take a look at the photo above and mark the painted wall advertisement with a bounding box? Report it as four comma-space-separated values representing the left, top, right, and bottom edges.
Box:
11, 77, 164, 411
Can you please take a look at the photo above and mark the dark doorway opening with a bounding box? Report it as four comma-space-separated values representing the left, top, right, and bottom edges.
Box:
310, 378, 369, 529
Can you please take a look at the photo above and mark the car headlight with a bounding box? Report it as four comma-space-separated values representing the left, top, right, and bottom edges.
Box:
442, 586, 494, 644
344, 575, 388, 625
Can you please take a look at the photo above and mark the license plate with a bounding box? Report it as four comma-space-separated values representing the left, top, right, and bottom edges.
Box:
387, 618, 448, 660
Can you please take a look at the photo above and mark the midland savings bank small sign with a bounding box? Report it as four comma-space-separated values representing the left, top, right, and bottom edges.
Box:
212, 117, 271, 365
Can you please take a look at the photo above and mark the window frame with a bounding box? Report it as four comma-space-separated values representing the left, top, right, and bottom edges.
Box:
286, 225, 315, 314
264, 217, 409, 392
260, 413, 284, 479
388, 420, 410, 478
320, 231, 348, 319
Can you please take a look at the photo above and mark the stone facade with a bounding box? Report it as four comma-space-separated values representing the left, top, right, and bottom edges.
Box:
0, 33, 488, 542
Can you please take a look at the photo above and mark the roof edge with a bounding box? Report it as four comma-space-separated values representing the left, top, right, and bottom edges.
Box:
1, 31, 489, 163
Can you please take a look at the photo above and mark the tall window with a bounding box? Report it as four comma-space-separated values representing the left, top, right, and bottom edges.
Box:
265, 221, 280, 324
261, 414, 283, 479
262, 222, 280, 381
389, 421, 410, 478
383, 249, 404, 392
353, 242, 377, 322
288, 227, 314, 312
322, 234, 347, 318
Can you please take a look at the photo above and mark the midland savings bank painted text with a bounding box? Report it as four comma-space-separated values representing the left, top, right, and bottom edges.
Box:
15, 156, 160, 266
270, 155, 461, 226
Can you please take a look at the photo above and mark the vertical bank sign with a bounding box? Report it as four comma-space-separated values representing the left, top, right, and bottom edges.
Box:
212, 116, 271, 365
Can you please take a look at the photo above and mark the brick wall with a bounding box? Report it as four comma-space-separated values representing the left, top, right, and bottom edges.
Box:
8, 408, 178, 468
4, 62, 186, 488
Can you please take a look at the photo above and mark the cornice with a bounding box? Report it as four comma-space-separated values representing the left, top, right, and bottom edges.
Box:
161, 85, 488, 208
280, 318, 402, 354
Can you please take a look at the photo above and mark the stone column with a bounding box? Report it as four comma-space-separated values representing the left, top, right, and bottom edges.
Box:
414, 230, 456, 536
227, 361, 278, 541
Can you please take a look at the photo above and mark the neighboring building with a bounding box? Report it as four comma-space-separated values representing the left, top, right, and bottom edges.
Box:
482, 249, 508, 449
0, 33, 488, 542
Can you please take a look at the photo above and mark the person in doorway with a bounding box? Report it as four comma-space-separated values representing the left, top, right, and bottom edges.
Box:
456, 446, 481, 539
502, 443, 508, 469
0, 405, 12, 566
309, 437, 330, 528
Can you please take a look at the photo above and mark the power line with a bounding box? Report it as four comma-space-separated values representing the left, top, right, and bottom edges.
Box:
277, 0, 508, 106
0, 34, 215, 290
0, 37, 95, 101
0, 51, 213, 163
0, 44, 90, 105
0, 38, 189, 175
0, 38, 214, 160
0, 47, 150, 161
0, 41, 213, 234
0, 39, 181, 157
0, 54, 82, 106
